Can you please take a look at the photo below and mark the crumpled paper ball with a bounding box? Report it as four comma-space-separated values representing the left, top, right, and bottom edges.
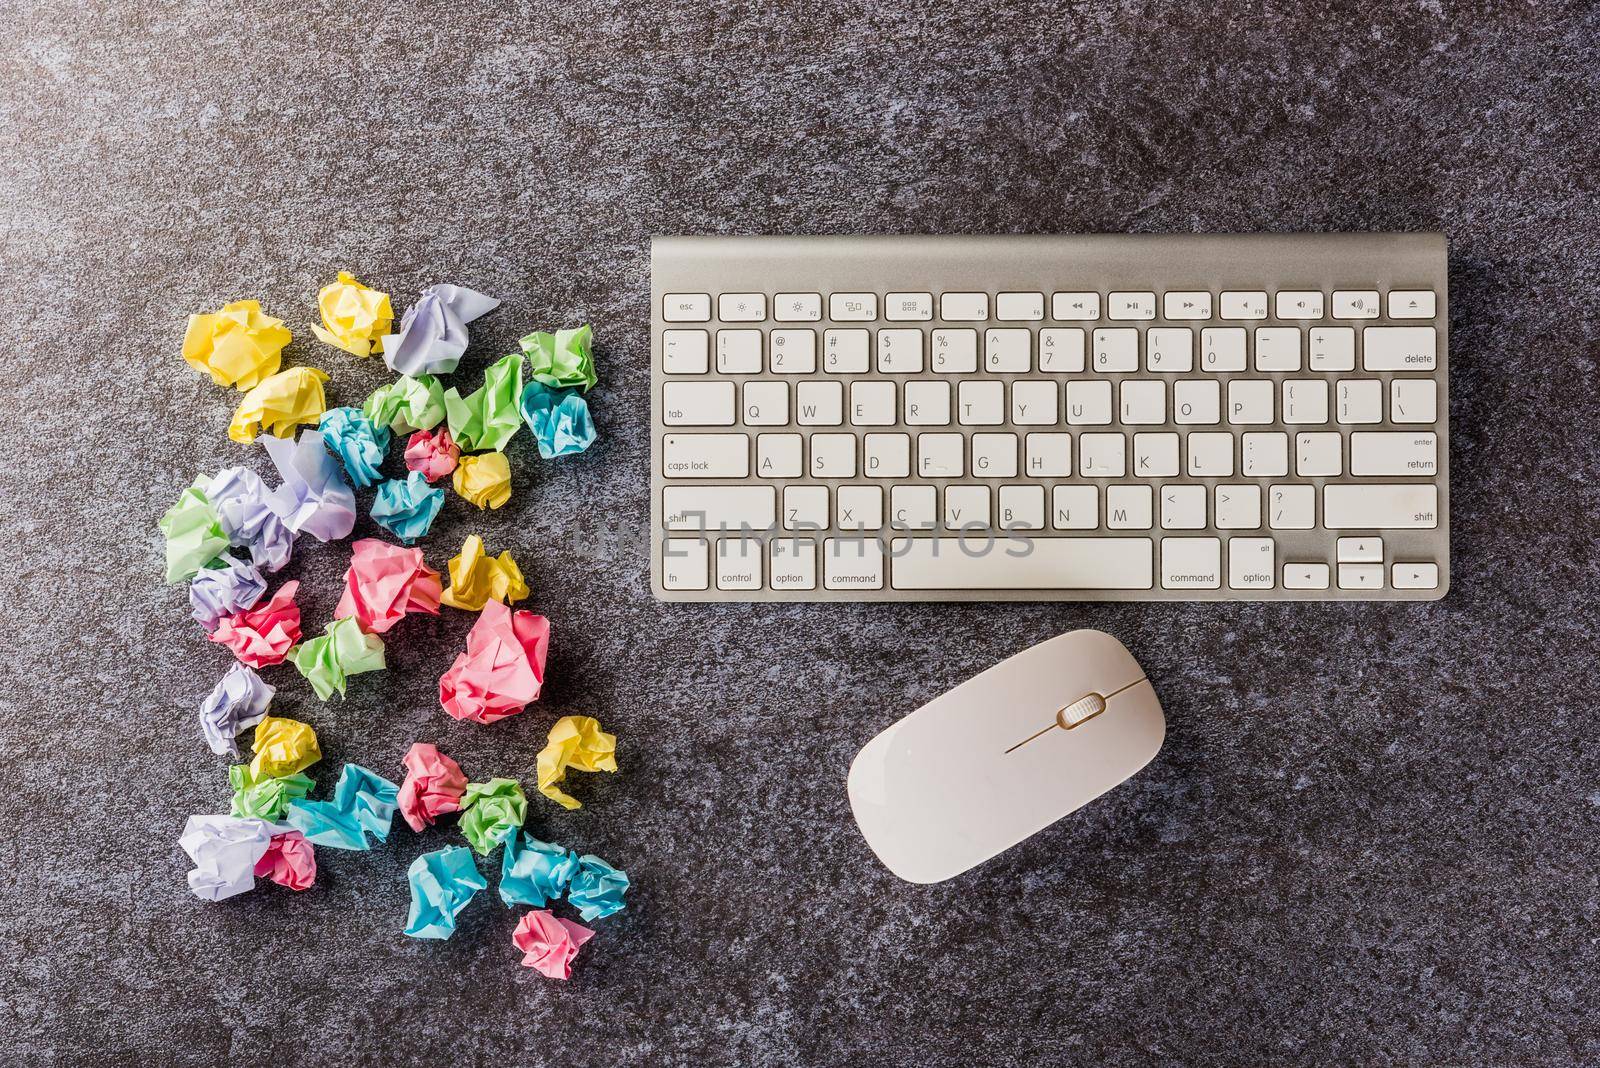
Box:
229, 367, 330, 443
518, 324, 597, 392
311, 270, 393, 357
209, 581, 302, 668
452, 451, 512, 510
334, 538, 442, 634
319, 406, 392, 489
182, 299, 290, 390
398, 743, 468, 833
189, 555, 268, 630
512, 909, 594, 979
254, 830, 316, 890
519, 381, 597, 459
403, 426, 459, 482
439, 600, 550, 725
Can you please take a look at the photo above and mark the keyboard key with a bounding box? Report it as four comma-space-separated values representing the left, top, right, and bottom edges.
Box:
1092, 328, 1139, 372
1133, 433, 1179, 477
1220, 291, 1268, 319
784, 486, 829, 529
1332, 290, 1380, 319
1161, 486, 1206, 529
1337, 379, 1382, 423
1163, 292, 1213, 320
1146, 327, 1193, 372
1199, 327, 1248, 372
1228, 380, 1274, 424
1039, 328, 1086, 372
1391, 379, 1438, 423
1011, 381, 1059, 425
864, 433, 911, 478
1107, 485, 1153, 529
1214, 485, 1261, 529
1242, 433, 1288, 476
1392, 562, 1440, 589
1162, 537, 1222, 589
1108, 292, 1156, 320
718, 329, 763, 373
663, 382, 736, 426
1283, 562, 1330, 589
985, 328, 1031, 372
1388, 290, 1436, 319
940, 292, 989, 321
823, 329, 870, 373
1229, 537, 1276, 589
838, 486, 884, 529
770, 329, 816, 373
809, 433, 858, 477
741, 381, 788, 426
716, 538, 764, 590
796, 381, 843, 425
774, 293, 822, 322
663, 486, 776, 530
1052, 291, 1101, 320
662, 330, 709, 374
830, 293, 878, 321
918, 433, 964, 477
1067, 380, 1113, 424
1269, 485, 1315, 529
1296, 432, 1342, 476
878, 328, 924, 372
719, 293, 767, 321
1351, 432, 1437, 476
958, 381, 1005, 425
891, 486, 937, 528
1276, 290, 1324, 319
1254, 327, 1301, 371
825, 538, 885, 590
944, 485, 991, 528
904, 381, 951, 425
850, 381, 896, 425
891, 536, 1153, 590
885, 293, 934, 321
1173, 380, 1220, 424
1026, 433, 1072, 477
971, 433, 1018, 477
1364, 326, 1437, 370
1120, 381, 1166, 424
1282, 379, 1329, 424
663, 433, 749, 479
1337, 537, 1383, 562
770, 538, 817, 590
1309, 327, 1356, 371
1052, 486, 1098, 529
931, 329, 978, 373
1078, 433, 1125, 477
661, 538, 709, 589
1338, 563, 1384, 590
999, 485, 1046, 530
1323, 484, 1439, 528
996, 292, 1045, 321
756, 434, 803, 478
662, 294, 711, 322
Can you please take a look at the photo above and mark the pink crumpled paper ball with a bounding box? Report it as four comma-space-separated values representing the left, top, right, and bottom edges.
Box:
334, 538, 442, 635
404, 426, 460, 482
210, 580, 302, 667
397, 742, 468, 832
254, 830, 316, 891
512, 909, 593, 979
438, 599, 550, 724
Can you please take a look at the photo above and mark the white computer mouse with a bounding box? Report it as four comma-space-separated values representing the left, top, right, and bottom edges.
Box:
847, 629, 1165, 884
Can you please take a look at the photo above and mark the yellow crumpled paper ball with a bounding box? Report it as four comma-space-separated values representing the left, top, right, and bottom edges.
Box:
228, 367, 330, 443
452, 451, 512, 510
249, 715, 321, 780
536, 716, 618, 810
182, 299, 291, 390
311, 271, 393, 357
439, 534, 529, 611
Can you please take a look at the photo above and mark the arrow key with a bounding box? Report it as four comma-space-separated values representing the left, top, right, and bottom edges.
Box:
1391, 562, 1439, 589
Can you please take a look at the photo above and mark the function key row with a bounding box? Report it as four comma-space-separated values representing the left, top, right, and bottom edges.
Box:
662, 290, 1437, 324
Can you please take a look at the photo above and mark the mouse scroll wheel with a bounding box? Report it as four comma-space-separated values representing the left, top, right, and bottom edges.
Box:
1056, 693, 1107, 730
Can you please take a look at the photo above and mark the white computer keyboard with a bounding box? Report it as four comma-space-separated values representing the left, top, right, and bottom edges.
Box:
650, 233, 1449, 602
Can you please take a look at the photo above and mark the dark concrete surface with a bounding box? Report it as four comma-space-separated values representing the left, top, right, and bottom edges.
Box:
2, 1, 1598, 1064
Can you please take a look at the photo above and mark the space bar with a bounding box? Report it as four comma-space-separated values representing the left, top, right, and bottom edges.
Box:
890, 537, 1154, 590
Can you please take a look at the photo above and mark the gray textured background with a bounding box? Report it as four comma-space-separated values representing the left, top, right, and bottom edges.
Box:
3, 1, 1598, 1065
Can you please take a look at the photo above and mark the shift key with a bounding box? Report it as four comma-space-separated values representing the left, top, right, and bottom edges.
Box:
664, 486, 776, 531
1323, 484, 1438, 528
